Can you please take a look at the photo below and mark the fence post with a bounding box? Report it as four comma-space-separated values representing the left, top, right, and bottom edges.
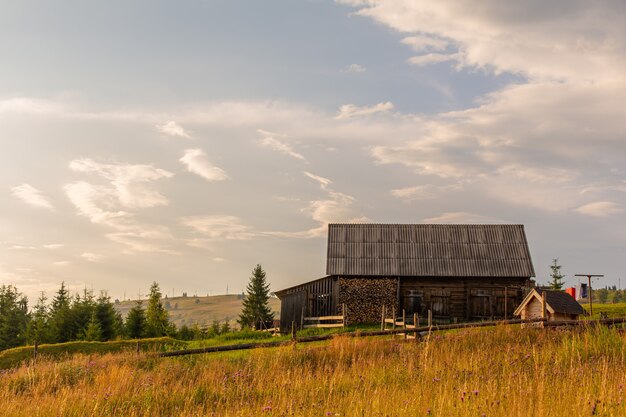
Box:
428, 309, 432, 327
402, 309, 407, 339
33, 340, 38, 359
291, 321, 296, 341
342, 303, 347, 328
413, 313, 418, 342
381, 305, 386, 331
392, 306, 396, 330
300, 306, 304, 330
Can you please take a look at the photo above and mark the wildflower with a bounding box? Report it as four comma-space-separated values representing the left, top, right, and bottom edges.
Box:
262, 405, 272, 412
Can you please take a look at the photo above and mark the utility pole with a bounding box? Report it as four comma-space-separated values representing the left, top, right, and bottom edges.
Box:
575, 274, 604, 316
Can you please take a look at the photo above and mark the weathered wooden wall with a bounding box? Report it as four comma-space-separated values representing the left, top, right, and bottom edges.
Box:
337, 277, 397, 324
399, 277, 529, 321
277, 276, 338, 332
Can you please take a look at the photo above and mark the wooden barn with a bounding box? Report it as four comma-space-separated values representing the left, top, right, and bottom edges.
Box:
514, 288, 585, 321
276, 223, 536, 331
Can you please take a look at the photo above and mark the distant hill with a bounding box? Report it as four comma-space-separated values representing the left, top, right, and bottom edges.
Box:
114, 294, 281, 329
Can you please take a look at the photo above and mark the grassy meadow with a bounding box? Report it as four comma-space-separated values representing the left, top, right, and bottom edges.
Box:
1, 324, 626, 416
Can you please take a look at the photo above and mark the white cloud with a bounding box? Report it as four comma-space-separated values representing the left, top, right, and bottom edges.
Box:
408, 53, 460, 67
43, 244, 64, 250
156, 120, 193, 139
338, 1, 626, 83
335, 102, 394, 120
53, 261, 70, 267
10, 184, 54, 210
258, 129, 307, 161
69, 158, 173, 208
180, 215, 255, 240
65, 159, 176, 253
575, 201, 624, 217
391, 183, 463, 201
303, 171, 332, 190
81, 252, 104, 262
422, 212, 506, 224
343, 63, 367, 73
179, 148, 228, 182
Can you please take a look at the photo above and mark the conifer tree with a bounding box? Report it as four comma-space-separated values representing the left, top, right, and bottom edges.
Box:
145, 282, 172, 337
0, 285, 29, 350
238, 264, 274, 330
125, 300, 147, 339
49, 282, 73, 343
82, 312, 103, 341
95, 292, 119, 340
27, 292, 50, 344
549, 258, 565, 290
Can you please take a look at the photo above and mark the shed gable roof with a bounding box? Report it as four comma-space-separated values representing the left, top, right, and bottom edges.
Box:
326, 224, 535, 277
513, 289, 585, 316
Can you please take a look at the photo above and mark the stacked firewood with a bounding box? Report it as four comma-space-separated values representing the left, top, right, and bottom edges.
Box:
338, 278, 397, 324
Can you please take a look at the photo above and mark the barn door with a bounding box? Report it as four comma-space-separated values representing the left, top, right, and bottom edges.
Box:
470, 289, 492, 318
430, 289, 450, 317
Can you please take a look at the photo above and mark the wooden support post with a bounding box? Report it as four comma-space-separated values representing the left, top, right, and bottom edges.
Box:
416, 312, 419, 327
403, 309, 407, 339
428, 309, 432, 327
300, 307, 304, 330
342, 303, 347, 327
381, 305, 386, 331
413, 313, 418, 341
504, 286, 508, 320
291, 321, 296, 341
392, 307, 396, 330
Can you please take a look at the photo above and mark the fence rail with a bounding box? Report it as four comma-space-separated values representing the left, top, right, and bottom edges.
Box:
156, 317, 626, 358
302, 304, 346, 329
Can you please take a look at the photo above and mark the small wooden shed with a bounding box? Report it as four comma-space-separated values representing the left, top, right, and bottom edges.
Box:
514, 288, 585, 321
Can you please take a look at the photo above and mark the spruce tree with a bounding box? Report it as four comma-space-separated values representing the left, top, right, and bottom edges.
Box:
145, 282, 172, 337
549, 258, 565, 290
49, 282, 73, 343
27, 292, 50, 344
0, 285, 30, 350
238, 264, 274, 330
82, 312, 103, 341
95, 292, 118, 341
125, 300, 147, 339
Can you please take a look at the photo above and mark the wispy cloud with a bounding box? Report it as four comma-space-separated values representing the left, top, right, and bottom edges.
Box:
81, 252, 104, 262
303, 171, 332, 190
391, 183, 463, 201
258, 129, 306, 161
156, 120, 193, 139
343, 63, 367, 73
179, 149, 228, 182
10, 184, 54, 210
335, 102, 394, 120
575, 201, 624, 217
65, 158, 176, 253
408, 53, 460, 67
43, 244, 64, 249
180, 215, 254, 240
422, 212, 506, 224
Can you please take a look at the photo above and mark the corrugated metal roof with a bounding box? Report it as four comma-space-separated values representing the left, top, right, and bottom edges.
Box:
326, 224, 535, 277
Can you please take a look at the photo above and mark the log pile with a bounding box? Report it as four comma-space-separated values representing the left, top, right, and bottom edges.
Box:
338, 277, 397, 324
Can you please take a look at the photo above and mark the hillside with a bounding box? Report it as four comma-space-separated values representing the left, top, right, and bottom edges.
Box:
114, 294, 281, 328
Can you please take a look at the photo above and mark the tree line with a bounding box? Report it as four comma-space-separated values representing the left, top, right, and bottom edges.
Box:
0, 281, 228, 351
0, 264, 275, 352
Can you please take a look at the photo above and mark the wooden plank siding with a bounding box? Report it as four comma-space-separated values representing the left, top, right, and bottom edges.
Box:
276, 276, 338, 332
399, 276, 528, 321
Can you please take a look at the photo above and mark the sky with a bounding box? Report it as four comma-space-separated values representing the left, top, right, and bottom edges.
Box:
1, 0, 626, 302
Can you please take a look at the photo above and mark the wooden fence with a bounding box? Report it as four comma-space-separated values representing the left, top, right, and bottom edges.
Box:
156, 317, 626, 358
302, 304, 346, 329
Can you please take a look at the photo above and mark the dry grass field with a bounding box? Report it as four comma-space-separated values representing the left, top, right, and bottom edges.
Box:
114, 294, 281, 328
1, 324, 625, 416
